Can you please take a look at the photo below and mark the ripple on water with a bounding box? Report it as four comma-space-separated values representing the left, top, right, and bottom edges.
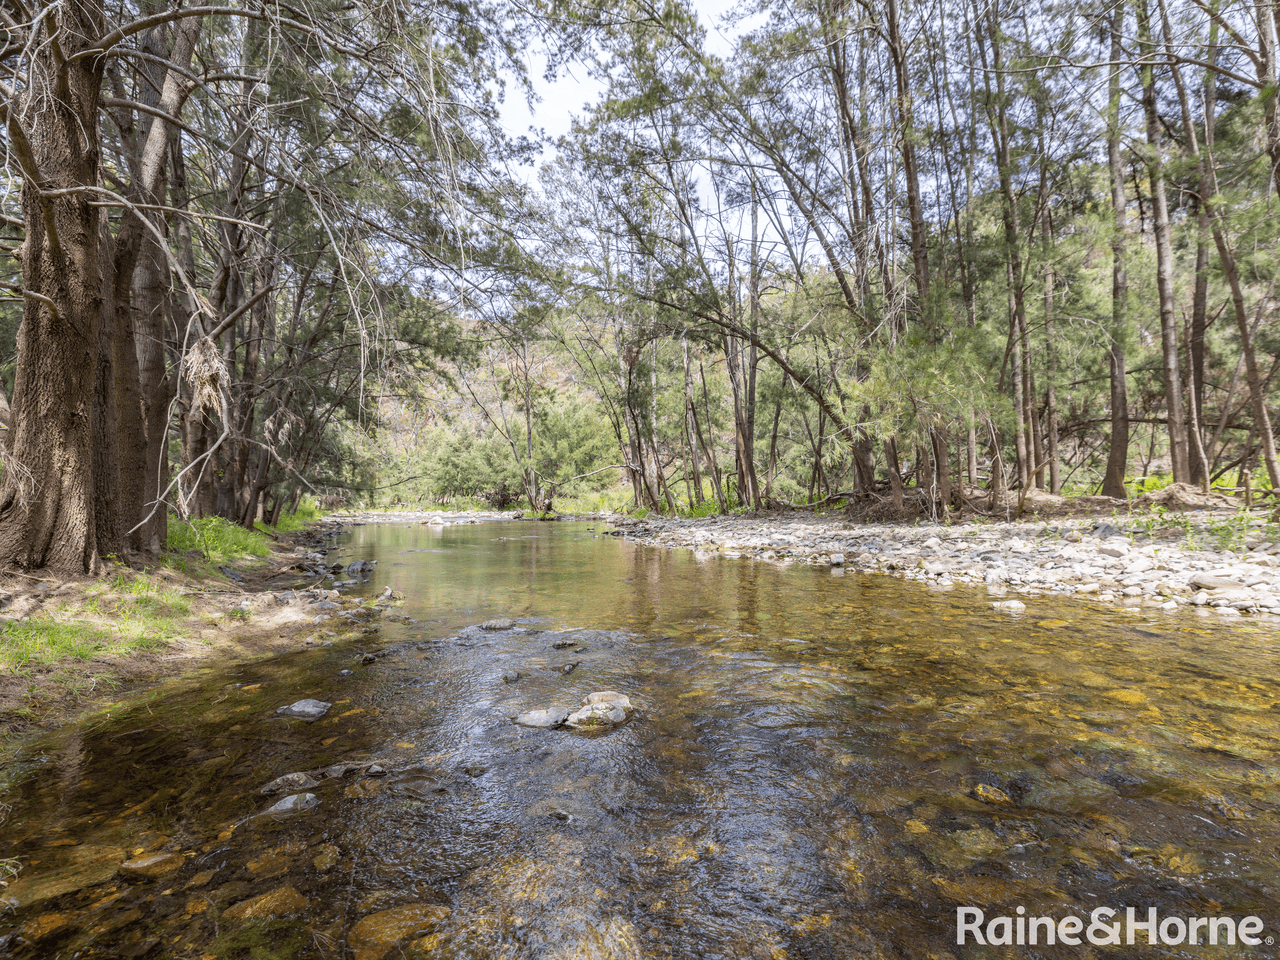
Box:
3, 520, 1280, 957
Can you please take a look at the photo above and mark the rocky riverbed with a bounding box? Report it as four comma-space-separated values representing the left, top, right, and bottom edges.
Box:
604, 511, 1280, 620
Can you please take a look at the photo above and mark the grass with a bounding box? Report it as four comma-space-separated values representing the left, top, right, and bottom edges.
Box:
0, 856, 20, 887
677, 499, 723, 519
167, 516, 272, 566
0, 576, 195, 671
258, 497, 321, 535
1125, 504, 1278, 552
167, 497, 325, 569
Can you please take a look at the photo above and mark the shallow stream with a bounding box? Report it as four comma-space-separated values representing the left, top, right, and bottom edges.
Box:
1, 519, 1278, 959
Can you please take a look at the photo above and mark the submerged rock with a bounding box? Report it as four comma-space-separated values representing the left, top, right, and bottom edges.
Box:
970, 784, 1014, 807
515, 707, 570, 729
258, 793, 319, 819
991, 600, 1026, 613
120, 852, 184, 879
1, 844, 124, 909
349, 904, 451, 960
222, 885, 312, 923
259, 772, 320, 795
276, 698, 331, 721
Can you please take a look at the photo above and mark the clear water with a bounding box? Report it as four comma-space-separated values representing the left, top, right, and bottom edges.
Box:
1, 519, 1278, 959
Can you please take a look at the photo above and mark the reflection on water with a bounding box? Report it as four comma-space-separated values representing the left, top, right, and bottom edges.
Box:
1, 520, 1278, 959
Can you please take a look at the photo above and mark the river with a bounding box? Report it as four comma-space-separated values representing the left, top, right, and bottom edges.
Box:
1, 519, 1277, 959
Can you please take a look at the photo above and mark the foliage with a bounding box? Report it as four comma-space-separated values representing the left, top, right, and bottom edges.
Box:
0, 581, 190, 670
167, 518, 273, 564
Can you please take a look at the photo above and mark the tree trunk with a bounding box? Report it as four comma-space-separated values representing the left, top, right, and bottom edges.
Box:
885, 437, 904, 511
1157, 0, 1280, 491
1102, 2, 1131, 499
0, 0, 109, 571
1137, 0, 1190, 482
931, 427, 952, 517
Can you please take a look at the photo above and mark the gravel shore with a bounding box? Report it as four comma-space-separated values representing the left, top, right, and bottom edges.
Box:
603, 512, 1280, 620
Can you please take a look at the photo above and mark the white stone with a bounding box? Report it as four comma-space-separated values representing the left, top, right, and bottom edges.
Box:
259, 793, 319, 818
515, 707, 569, 728
276, 699, 331, 722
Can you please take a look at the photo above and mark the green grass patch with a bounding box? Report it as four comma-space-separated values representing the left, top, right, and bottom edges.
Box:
0, 576, 193, 670
677, 499, 722, 519
1125, 504, 1278, 551
167, 516, 272, 564
258, 496, 321, 535
1125, 474, 1175, 495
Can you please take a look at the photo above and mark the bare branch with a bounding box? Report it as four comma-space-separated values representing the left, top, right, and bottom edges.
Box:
0, 280, 60, 321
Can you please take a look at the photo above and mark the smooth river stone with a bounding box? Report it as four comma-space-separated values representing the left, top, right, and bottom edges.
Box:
276, 699, 331, 721
349, 904, 451, 960
1, 844, 125, 908
1190, 574, 1244, 590
259, 793, 319, 818
119, 852, 184, 879
514, 707, 569, 728
260, 772, 320, 794
565, 702, 627, 728
565, 691, 634, 729
222, 885, 312, 923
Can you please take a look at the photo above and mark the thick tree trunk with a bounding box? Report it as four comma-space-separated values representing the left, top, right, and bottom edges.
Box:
126, 20, 200, 551
0, 1, 109, 571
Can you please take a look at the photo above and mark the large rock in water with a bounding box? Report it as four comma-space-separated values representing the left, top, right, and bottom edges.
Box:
349, 904, 451, 960
276, 699, 331, 721
565, 692, 634, 730
515, 707, 569, 729
222, 886, 312, 923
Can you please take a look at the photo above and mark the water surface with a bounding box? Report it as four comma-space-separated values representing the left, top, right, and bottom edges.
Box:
1, 520, 1278, 959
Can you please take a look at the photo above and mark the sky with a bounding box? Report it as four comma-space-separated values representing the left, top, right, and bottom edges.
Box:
496, 0, 761, 180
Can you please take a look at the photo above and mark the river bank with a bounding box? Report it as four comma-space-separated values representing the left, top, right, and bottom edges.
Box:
602, 503, 1280, 622
4, 499, 1276, 741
